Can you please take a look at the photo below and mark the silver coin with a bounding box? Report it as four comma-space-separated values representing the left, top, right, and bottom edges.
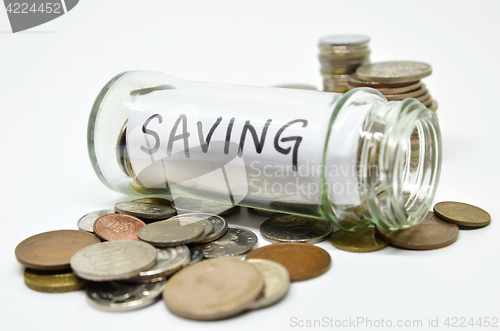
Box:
246, 259, 290, 309
77, 209, 115, 232
70, 241, 157, 281
182, 213, 228, 244
86, 280, 166, 311
172, 197, 238, 216
115, 201, 176, 220
125, 245, 190, 283
198, 227, 258, 258
356, 61, 432, 84
260, 215, 333, 244
319, 34, 370, 47
138, 219, 204, 247
189, 247, 204, 265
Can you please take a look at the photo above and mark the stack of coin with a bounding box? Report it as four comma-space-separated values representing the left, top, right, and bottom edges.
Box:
349, 61, 438, 113
318, 34, 371, 93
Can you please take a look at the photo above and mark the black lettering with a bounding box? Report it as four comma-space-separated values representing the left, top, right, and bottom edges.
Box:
167, 114, 191, 158
140, 114, 163, 155
197, 117, 222, 153
224, 117, 235, 155
238, 119, 272, 156
274, 119, 308, 171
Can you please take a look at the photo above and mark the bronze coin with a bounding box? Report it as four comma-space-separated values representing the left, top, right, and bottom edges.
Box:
382, 85, 428, 100
330, 227, 388, 253
93, 214, 146, 241
376, 212, 459, 250
15, 230, 101, 271
434, 201, 491, 228
245, 243, 331, 282
23, 268, 87, 293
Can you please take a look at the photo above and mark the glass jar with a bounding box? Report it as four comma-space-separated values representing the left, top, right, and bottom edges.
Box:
88, 71, 441, 231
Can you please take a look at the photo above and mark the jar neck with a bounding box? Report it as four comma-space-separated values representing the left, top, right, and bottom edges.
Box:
324, 89, 442, 230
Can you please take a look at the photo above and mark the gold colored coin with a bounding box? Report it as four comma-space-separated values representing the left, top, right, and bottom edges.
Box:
376, 212, 459, 250
429, 99, 438, 112
330, 227, 388, 253
434, 201, 491, 227
131, 198, 173, 206
23, 268, 87, 293
384, 85, 428, 101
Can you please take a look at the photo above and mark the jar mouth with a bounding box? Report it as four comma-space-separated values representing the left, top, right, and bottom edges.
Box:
370, 99, 442, 230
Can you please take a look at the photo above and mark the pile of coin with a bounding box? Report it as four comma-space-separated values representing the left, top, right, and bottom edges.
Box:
318, 34, 371, 93
15, 197, 333, 319
348, 61, 438, 113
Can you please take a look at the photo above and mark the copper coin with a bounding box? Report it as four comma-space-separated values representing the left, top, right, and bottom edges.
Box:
330, 227, 388, 253
376, 212, 459, 250
15, 230, 101, 271
434, 201, 491, 228
245, 243, 331, 282
93, 214, 146, 241
382, 85, 428, 100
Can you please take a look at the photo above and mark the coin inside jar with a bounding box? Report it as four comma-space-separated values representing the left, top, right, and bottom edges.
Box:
93, 214, 146, 241
245, 243, 331, 282
15, 230, 101, 271
163, 258, 264, 320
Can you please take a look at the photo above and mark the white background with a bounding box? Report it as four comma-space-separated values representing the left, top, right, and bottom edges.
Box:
1, 1, 499, 330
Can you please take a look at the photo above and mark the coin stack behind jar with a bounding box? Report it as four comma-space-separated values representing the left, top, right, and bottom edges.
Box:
348, 61, 438, 113
318, 34, 371, 93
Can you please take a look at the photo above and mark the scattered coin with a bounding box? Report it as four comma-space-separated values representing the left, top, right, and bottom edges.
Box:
260, 215, 333, 244
376, 211, 459, 250
93, 214, 146, 241
125, 245, 190, 283
163, 258, 264, 320
246, 259, 290, 310
23, 268, 87, 293
138, 219, 204, 247
356, 61, 432, 84
183, 213, 228, 244
15, 230, 101, 271
77, 209, 115, 232
330, 227, 388, 253
70, 240, 157, 281
245, 243, 331, 282
197, 227, 258, 258
172, 197, 238, 216
189, 247, 204, 265
86, 280, 167, 311
131, 198, 173, 206
434, 201, 491, 228
115, 201, 176, 220
248, 208, 282, 218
